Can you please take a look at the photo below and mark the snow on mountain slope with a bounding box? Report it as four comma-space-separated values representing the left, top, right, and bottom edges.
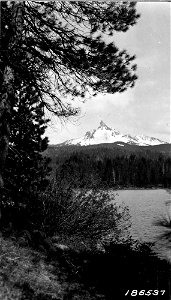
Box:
59, 121, 168, 147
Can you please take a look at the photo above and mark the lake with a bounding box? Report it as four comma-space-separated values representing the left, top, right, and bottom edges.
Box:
111, 189, 171, 261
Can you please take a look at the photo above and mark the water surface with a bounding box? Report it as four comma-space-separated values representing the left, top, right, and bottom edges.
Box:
111, 189, 171, 260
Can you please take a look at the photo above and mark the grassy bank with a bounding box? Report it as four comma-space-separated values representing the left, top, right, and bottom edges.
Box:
0, 233, 171, 300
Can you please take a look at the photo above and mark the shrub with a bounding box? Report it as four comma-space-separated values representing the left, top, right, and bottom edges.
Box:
154, 200, 171, 251
28, 179, 131, 251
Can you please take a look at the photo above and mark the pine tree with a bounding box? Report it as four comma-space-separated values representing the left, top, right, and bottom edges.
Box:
3, 83, 51, 210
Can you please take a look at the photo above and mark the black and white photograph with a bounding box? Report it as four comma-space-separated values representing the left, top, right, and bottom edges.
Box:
0, 1, 170, 299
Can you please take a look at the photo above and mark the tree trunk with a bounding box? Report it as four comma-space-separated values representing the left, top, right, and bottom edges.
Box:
112, 168, 116, 185
0, 66, 14, 189
0, 1, 24, 216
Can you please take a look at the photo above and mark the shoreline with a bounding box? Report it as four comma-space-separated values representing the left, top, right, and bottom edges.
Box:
112, 187, 171, 191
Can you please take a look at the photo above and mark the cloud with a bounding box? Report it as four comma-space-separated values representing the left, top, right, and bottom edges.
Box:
81, 90, 135, 113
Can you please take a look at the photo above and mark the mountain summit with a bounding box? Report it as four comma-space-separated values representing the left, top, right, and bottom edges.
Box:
58, 121, 168, 147
98, 120, 112, 130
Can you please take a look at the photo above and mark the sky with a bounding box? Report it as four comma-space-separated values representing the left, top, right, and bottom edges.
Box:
45, 2, 170, 144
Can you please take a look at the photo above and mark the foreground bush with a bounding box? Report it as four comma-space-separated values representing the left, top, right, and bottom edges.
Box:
26, 179, 131, 251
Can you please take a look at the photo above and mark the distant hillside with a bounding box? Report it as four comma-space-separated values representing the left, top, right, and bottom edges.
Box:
43, 142, 171, 179
44, 142, 171, 189
44, 142, 171, 160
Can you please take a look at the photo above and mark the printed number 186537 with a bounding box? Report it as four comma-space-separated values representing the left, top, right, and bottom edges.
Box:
125, 290, 165, 296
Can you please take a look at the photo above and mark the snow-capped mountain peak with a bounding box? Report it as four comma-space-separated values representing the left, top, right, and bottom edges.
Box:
98, 120, 120, 135
58, 121, 168, 147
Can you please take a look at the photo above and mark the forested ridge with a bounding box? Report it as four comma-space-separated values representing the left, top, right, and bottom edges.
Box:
49, 145, 171, 188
